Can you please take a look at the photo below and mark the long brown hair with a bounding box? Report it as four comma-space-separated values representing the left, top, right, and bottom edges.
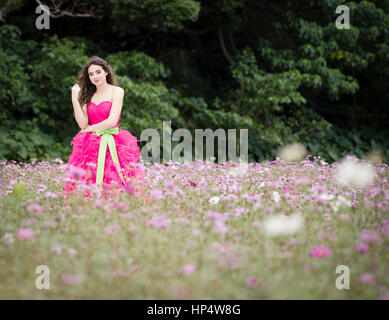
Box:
77, 56, 118, 112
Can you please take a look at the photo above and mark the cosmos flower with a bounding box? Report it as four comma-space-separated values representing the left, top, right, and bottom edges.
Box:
229, 162, 248, 177
209, 196, 220, 204
67, 248, 78, 255
179, 263, 196, 276
67, 166, 86, 179
335, 158, 376, 189
263, 214, 304, 237
279, 252, 293, 259
105, 225, 120, 234
150, 189, 163, 200
319, 193, 335, 201
360, 229, 382, 245
51, 245, 62, 254
188, 180, 197, 187
27, 204, 43, 215
146, 215, 171, 228
355, 243, 369, 254
309, 246, 333, 259
17, 228, 35, 240
2, 233, 14, 244
214, 220, 228, 235
277, 142, 307, 162
123, 184, 136, 195
359, 273, 376, 285
246, 276, 261, 288
61, 273, 85, 285
272, 191, 281, 204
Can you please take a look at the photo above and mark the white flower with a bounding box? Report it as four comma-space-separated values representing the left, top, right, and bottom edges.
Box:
263, 214, 304, 237
258, 181, 265, 189
2, 233, 14, 244
229, 162, 248, 177
330, 202, 339, 213
209, 196, 220, 204
335, 158, 376, 189
337, 195, 352, 207
277, 142, 307, 162
319, 193, 335, 201
272, 191, 281, 204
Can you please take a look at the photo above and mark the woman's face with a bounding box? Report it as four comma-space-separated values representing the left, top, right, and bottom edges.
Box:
88, 64, 108, 85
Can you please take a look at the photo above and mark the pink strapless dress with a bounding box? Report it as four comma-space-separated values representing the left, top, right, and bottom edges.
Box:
63, 100, 144, 198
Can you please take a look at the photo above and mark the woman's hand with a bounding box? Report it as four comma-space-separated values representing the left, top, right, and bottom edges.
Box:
80, 126, 90, 133
72, 83, 81, 93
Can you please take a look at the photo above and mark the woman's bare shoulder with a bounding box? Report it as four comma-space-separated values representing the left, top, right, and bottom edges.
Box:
111, 85, 124, 94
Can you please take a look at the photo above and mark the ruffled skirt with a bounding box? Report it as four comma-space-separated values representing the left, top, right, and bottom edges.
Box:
63, 129, 145, 199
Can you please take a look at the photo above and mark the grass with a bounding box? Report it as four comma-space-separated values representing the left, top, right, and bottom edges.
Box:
0, 156, 388, 299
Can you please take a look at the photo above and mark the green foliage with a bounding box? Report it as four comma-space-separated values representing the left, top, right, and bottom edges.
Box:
107, 51, 171, 82
110, 0, 201, 34
1, 0, 388, 164
117, 75, 180, 135
304, 125, 389, 163
0, 118, 66, 161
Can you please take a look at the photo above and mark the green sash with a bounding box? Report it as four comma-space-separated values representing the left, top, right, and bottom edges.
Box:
94, 127, 125, 188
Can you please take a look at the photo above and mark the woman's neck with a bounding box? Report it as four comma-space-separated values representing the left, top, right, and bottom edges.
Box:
95, 83, 110, 94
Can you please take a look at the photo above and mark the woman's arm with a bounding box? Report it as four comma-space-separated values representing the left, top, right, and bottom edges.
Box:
72, 84, 89, 130
83, 87, 124, 132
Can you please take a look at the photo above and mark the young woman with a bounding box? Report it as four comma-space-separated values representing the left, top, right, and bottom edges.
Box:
64, 56, 144, 199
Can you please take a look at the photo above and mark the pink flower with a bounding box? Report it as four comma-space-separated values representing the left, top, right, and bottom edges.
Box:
61, 273, 84, 285
360, 229, 382, 245
150, 189, 163, 200
279, 252, 293, 259
123, 184, 136, 195
68, 166, 86, 179
51, 245, 62, 254
105, 225, 120, 234
252, 221, 261, 229
2, 233, 14, 244
316, 231, 338, 241
67, 248, 78, 255
355, 243, 369, 254
44, 191, 58, 199
17, 228, 35, 240
214, 220, 228, 235
323, 213, 331, 221
43, 221, 58, 228
288, 239, 300, 246
360, 273, 376, 285
180, 263, 196, 276
36, 184, 48, 193
146, 214, 171, 228
94, 200, 102, 208
246, 276, 260, 288
27, 204, 43, 215
113, 202, 128, 211
188, 180, 197, 187
112, 264, 142, 278
206, 210, 224, 220
192, 228, 201, 236
164, 181, 177, 190
309, 246, 333, 259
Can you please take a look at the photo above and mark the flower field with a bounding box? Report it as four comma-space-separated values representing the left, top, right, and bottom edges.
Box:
0, 156, 388, 299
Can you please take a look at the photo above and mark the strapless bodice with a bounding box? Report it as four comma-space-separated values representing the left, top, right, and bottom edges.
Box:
87, 101, 121, 127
